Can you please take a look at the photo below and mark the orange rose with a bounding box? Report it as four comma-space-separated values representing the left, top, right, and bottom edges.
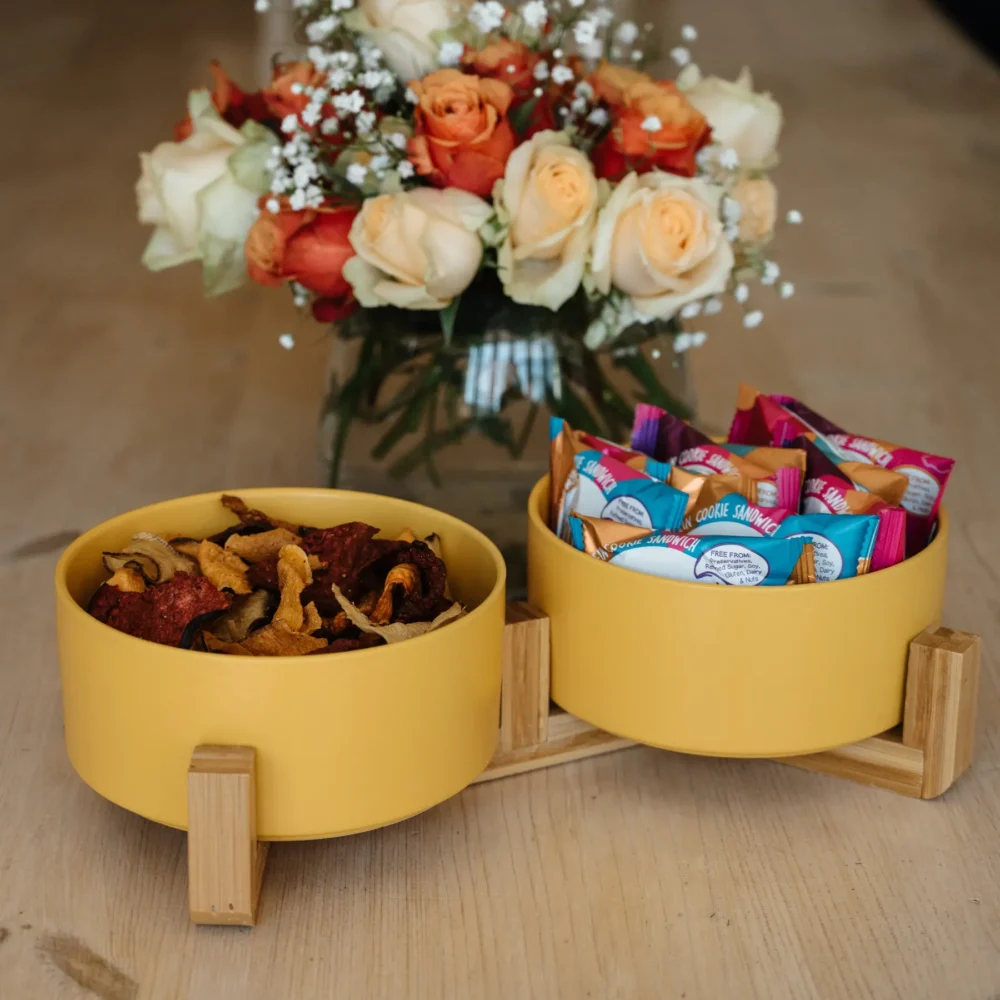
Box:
173, 62, 270, 142
589, 63, 650, 107
463, 40, 539, 102
245, 201, 359, 303
408, 69, 516, 197
592, 78, 711, 181
262, 61, 326, 121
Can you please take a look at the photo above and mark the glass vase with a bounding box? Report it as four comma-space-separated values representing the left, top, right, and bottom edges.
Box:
318, 301, 694, 598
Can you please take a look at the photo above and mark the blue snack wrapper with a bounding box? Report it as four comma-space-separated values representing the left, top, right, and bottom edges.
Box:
775, 513, 878, 582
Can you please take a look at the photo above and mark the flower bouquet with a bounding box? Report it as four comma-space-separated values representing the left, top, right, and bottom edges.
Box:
136, 0, 797, 486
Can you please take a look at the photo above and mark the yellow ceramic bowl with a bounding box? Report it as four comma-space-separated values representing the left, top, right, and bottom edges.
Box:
527, 478, 948, 757
55, 488, 505, 840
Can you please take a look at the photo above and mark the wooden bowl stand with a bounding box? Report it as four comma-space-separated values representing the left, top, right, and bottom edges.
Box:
186, 604, 980, 926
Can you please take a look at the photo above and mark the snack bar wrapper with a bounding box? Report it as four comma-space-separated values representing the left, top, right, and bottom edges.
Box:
556, 450, 688, 540
669, 468, 796, 536
549, 417, 647, 529
775, 513, 878, 582
799, 438, 905, 572
730, 386, 955, 521
633, 404, 803, 508
569, 515, 816, 585
791, 434, 908, 507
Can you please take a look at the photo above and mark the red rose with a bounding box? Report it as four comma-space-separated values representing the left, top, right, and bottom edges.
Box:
173, 62, 270, 142
245, 201, 359, 305
463, 40, 540, 103
592, 77, 711, 181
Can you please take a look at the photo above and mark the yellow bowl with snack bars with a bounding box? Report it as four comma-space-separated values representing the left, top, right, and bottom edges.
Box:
55, 488, 505, 840
526, 476, 948, 758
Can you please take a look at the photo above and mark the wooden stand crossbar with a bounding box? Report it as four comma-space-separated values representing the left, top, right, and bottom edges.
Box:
186, 605, 980, 925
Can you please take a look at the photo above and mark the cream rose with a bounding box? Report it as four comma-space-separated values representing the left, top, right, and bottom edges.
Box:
352, 0, 457, 82
496, 131, 600, 311
344, 187, 492, 310
136, 89, 276, 296
733, 176, 777, 244
682, 67, 782, 170
589, 172, 734, 321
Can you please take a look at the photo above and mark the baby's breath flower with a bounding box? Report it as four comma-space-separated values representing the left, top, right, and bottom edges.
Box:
265, 197, 280, 214
734, 283, 749, 304
786, 209, 803, 224
630, 50, 644, 62
779, 281, 795, 299
346, 162, 368, 186
405, 86, 419, 103
520, 0, 548, 29
614, 20, 639, 45
680, 302, 702, 319
681, 24, 698, 41
439, 40, 464, 66
321, 117, 340, 135
397, 160, 415, 179
278, 332, 296, 349
469, 0, 506, 33
533, 86, 544, 98
551, 65, 574, 85
281, 114, 300, 134
360, 69, 383, 89
587, 107, 609, 126
254, 0, 270, 12
641, 115, 662, 132
573, 17, 598, 46
670, 46, 691, 66
306, 15, 339, 42
718, 147, 740, 170
595, 7, 614, 26
761, 261, 780, 285
356, 110, 377, 134
703, 297, 723, 315
333, 90, 366, 115
743, 309, 763, 328
289, 189, 307, 211
721, 197, 742, 223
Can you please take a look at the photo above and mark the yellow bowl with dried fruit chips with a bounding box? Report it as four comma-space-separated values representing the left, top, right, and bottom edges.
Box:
527, 476, 949, 758
55, 488, 505, 840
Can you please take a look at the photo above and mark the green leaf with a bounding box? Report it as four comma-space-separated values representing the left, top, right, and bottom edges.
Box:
440, 296, 461, 344
509, 97, 540, 137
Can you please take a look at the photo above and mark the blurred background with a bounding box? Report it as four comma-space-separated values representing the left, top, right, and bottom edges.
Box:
2, 0, 997, 598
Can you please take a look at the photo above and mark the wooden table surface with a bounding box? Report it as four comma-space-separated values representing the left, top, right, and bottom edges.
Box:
2, 0, 999, 997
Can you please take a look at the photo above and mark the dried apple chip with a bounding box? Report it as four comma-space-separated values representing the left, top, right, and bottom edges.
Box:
203, 621, 328, 656
331, 583, 465, 645
224, 527, 301, 563
272, 544, 314, 631
197, 539, 252, 594
221, 494, 302, 534
107, 566, 147, 592
102, 533, 197, 585
370, 562, 421, 625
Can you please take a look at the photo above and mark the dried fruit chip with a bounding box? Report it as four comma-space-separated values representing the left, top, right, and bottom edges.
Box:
370, 562, 422, 625
209, 589, 274, 643
300, 522, 379, 596
396, 528, 416, 543
102, 533, 197, 585
224, 527, 301, 563
331, 583, 465, 644
106, 566, 147, 592
197, 539, 252, 594
221, 494, 301, 534
247, 557, 280, 592
90, 573, 231, 646
273, 544, 314, 632
203, 620, 328, 656
302, 601, 322, 635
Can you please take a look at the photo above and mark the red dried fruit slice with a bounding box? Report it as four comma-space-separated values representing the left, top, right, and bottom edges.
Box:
89, 572, 231, 646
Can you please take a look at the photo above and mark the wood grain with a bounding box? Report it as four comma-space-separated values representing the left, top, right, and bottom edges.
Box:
2, 0, 1000, 997
187, 747, 267, 926
498, 603, 551, 752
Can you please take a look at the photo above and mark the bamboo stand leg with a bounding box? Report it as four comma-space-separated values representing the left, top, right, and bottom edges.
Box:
780, 628, 981, 798
188, 746, 268, 926
477, 603, 635, 782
